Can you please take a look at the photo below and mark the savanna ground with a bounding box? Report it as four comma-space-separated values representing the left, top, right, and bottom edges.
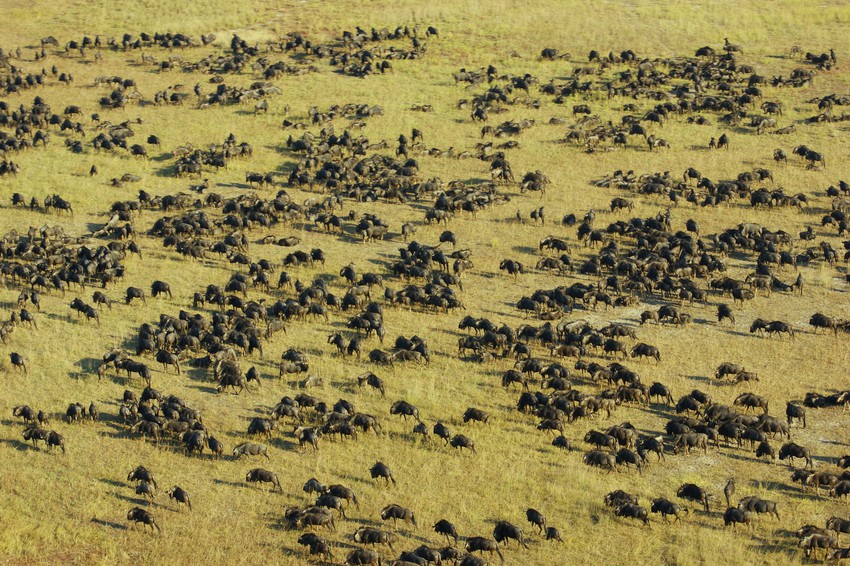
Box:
2, 1, 850, 565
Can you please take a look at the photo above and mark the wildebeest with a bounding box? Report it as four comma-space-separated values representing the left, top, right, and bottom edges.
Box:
677, 484, 710, 512
390, 400, 421, 422
630, 343, 660, 363
125, 287, 146, 305
353, 526, 397, 551
127, 507, 161, 533
10, 352, 27, 373
799, 533, 839, 560
673, 433, 708, 455
381, 503, 417, 528
614, 503, 649, 526
166, 486, 191, 511
651, 498, 687, 522
465, 536, 504, 561
723, 507, 753, 530
779, 442, 813, 469
786, 402, 806, 428
738, 495, 780, 520
583, 450, 617, 473
246, 468, 282, 492
232, 442, 269, 459
450, 434, 477, 453
434, 518, 459, 545
370, 461, 396, 485
493, 520, 529, 548
151, 280, 172, 299
128, 466, 157, 489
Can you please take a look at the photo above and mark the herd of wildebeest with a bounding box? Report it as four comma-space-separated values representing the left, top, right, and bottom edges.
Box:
4, 20, 850, 564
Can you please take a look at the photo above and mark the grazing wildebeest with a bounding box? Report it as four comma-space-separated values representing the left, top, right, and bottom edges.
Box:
345, 548, 380, 565
738, 496, 780, 520
526, 508, 546, 534
465, 536, 504, 561
10, 352, 27, 373
166, 486, 191, 511
434, 518, 459, 545
673, 433, 708, 455
127, 507, 161, 533
800, 533, 839, 560
135, 480, 156, 501
677, 484, 710, 512
786, 402, 806, 428
232, 442, 269, 460
615, 503, 650, 526
450, 434, 477, 453
493, 520, 529, 549
583, 450, 617, 473
370, 461, 396, 485
734, 393, 769, 414
390, 400, 421, 422
125, 287, 146, 305
128, 466, 157, 489
354, 526, 397, 551
246, 468, 282, 492
151, 280, 172, 299
381, 504, 417, 528
433, 422, 451, 445
649, 382, 674, 405
723, 507, 753, 530
630, 343, 660, 363
779, 442, 813, 469
462, 407, 490, 424
651, 498, 687, 522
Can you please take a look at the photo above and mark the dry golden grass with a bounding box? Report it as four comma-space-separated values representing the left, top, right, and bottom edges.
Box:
3, 2, 850, 566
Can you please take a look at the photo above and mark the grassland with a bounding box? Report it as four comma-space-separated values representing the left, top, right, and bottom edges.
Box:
2, 1, 850, 565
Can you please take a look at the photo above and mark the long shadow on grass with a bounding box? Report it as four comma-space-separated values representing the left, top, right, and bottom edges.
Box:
91, 518, 127, 531
98, 478, 127, 488
0, 438, 37, 451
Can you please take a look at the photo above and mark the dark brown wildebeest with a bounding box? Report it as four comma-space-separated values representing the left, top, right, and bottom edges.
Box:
151, 280, 172, 299
128, 466, 157, 489
779, 442, 813, 469
584, 430, 617, 450
345, 548, 380, 565
381, 504, 416, 528
465, 536, 504, 562
723, 507, 753, 530
462, 407, 490, 424
649, 382, 673, 405
614, 503, 649, 526
155, 350, 180, 375
127, 507, 160, 533
786, 402, 806, 428
493, 520, 529, 548
799, 533, 839, 560
673, 433, 708, 455
677, 484, 710, 512
10, 352, 27, 373
583, 450, 617, 473
433, 519, 459, 545
390, 400, 421, 422
232, 442, 269, 460
433, 422, 451, 445
166, 486, 191, 511
246, 468, 282, 492
370, 461, 396, 485
450, 434, 476, 453
734, 393, 769, 414
135, 480, 156, 501
738, 496, 780, 520
353, 526, 397, 551
715, 362, 745, 381
717, 304, 735, 324
125, 287, 146, 305
630, 343, 660, 363
651, 498, 687, 522
526, 508, 546, 534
